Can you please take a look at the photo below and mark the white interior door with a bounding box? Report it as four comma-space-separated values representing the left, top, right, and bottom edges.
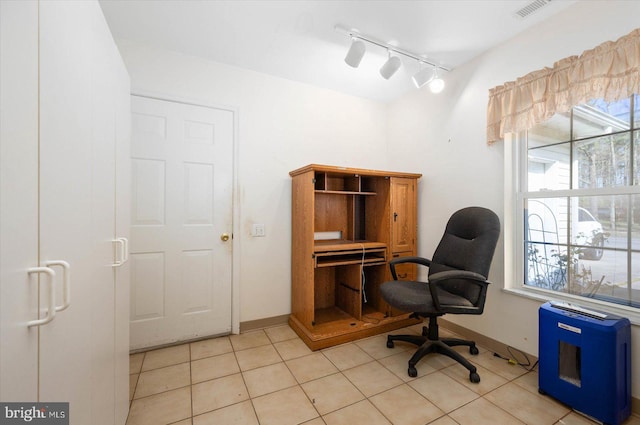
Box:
130, 95, 233, 349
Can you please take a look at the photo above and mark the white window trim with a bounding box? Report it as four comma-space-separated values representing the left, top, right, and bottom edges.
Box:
503, 133, 640, 325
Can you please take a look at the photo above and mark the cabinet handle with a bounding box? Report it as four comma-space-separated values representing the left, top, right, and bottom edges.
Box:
393, 212, 398, 222
112, 238, 129, 267
45, 260, 71, 312
120, 237, 129, 263
398, 273, 408, 279
27, 267, 56, 327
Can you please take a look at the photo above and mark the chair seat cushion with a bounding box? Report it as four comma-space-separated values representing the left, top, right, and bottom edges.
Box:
380, 280, 474, 313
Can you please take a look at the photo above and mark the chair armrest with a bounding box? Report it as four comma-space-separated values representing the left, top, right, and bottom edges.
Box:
389, 256, 432, 280
427, 270, 491, 312
428, 270, 488, 284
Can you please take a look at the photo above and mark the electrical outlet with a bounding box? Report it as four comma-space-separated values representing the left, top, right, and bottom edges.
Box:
251, 223, 266, 237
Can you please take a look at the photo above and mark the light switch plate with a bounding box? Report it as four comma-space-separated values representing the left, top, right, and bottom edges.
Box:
251, 223, 266, 237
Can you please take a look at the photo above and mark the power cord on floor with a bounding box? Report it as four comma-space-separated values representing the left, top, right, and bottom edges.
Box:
359, 243, 367, 304
493, 346, 539, 372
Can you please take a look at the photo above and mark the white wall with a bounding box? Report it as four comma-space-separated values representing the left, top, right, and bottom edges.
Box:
117, 40, 390, 323
387, 0, 640, 397
118, 0, 640, 397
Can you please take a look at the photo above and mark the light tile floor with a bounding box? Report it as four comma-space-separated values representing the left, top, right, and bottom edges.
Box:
127, 323, 640, 425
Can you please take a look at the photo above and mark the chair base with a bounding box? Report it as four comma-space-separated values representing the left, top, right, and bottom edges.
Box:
387, 317, 481, 383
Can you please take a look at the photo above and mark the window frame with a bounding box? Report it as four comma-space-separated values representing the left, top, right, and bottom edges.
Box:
504, 113, 640, 325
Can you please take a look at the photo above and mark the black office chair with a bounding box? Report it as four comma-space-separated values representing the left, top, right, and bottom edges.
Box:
381, 207, 500, 383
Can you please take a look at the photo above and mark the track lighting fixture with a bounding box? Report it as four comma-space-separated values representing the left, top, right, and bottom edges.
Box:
380, 51, 401, 80
336, 25, 451, 93
344, 37, 366, 68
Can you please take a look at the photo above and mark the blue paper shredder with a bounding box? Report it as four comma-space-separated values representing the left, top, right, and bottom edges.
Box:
538, 301, 631, 425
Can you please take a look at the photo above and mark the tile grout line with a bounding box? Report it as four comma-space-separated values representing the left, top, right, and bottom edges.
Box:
278, 344, 324, 422
131, 337, 472, 424
233, 330, 268, 425
127, 325, 629, 425
126, 351, 143, 424
188, 342, 193, 424
365, 355, 466, 424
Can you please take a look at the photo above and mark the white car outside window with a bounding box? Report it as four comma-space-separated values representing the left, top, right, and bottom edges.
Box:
575, 207, 605, 260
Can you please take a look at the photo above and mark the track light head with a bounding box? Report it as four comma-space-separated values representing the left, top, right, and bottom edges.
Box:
429, 77, 445, 93
344, 37, 366, 68
429, 68, 445, 93
412, 65, 433, 88
380, 53, 401, 80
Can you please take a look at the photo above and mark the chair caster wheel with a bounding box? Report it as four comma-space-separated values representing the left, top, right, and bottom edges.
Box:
408, 366, 417, 378
387, 340, 394, 349
469, 372, 481, 383
469, 345, 479, 355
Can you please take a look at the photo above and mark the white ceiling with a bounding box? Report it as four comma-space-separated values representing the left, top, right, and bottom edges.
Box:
99, 0, 577, 102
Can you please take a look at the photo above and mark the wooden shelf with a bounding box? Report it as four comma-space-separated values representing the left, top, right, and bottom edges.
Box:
288, 313, 421, 351
290, 164, 422, 179
315, 190, 377, 196
313, 306, 352, 325
314, 240, 386, 251
314, 240, 386, 267
315, 256, 386, 268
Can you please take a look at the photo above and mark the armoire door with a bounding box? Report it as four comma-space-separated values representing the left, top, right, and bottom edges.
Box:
86, 4, 131, 424
38, 2, 103, 421
390, 177, 417, 254
113, 52, 132, 425
130, 95, 234, 349
0, 0, 40, 402
1, 3, 130, 424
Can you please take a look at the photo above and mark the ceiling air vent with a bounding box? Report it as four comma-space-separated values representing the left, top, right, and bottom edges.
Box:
514, 0, 551, 19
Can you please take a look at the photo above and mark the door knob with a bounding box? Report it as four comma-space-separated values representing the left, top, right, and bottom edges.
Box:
220, 233, 230, 242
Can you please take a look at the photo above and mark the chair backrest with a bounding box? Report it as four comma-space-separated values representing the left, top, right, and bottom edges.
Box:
429, 207, 500, 305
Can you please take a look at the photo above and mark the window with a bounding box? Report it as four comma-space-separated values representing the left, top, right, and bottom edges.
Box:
517, 95, 640, 309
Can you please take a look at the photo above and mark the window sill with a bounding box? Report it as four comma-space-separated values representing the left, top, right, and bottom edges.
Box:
502, 286, 640, 326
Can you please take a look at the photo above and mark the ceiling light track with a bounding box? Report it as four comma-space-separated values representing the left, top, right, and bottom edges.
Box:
335, 24, 451, 73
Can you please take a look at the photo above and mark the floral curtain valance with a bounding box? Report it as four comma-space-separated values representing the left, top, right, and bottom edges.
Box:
487, 28, 640, 144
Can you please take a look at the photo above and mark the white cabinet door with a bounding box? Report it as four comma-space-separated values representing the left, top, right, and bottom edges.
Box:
87, 4, 119, 423
38, 2, 95, 420
130, 96, 233, 349
87, 6, 132, 423
0, 0, 40, 402
0, 3, 130, 424
114, 66, 132, 425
